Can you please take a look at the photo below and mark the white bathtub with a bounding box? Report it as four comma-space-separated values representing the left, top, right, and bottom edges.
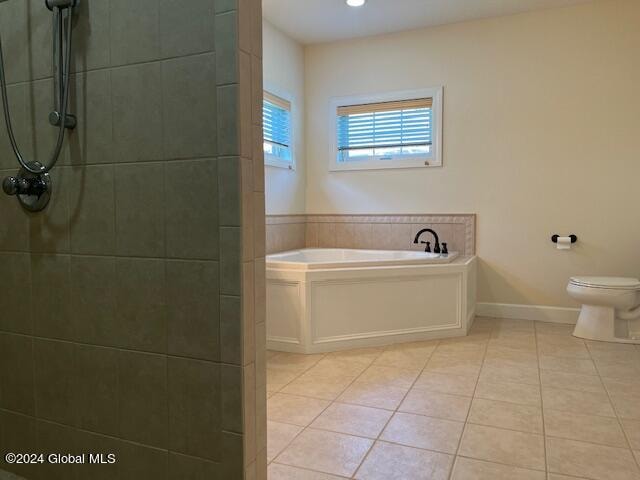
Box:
267, 248, 459, 270
266, 248, 477, 353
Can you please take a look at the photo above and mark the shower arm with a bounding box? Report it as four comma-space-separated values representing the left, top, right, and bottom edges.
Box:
0, 1, 75, 175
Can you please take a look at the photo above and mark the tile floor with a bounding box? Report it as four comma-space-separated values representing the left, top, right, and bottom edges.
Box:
266, 317, 640, 480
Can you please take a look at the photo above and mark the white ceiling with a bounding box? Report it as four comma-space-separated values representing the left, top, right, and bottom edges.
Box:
263, 0, 595, 45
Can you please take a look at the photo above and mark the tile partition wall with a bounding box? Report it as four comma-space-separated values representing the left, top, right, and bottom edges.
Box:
266, 214, 476, 256
0, 1, 266, 479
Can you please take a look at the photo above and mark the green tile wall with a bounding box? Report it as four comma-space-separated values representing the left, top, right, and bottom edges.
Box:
0, 0, 266, 478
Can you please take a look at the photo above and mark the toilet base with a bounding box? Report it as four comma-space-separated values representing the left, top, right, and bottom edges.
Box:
573, 305, 640, 344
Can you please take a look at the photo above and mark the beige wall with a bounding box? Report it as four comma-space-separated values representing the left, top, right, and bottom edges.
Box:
263, 20, 306, 214
303, 0, 640, 308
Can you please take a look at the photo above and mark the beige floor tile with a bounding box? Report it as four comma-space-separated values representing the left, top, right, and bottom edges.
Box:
310, 402, 392, 439
538, 355, 597, 375
425, 355, 483, 378
544, 409, 627, 447
472, 317, 502, 329
474, 380, 541, 407
622, 419, 640, 449
386, 339, 440, 352
399, 388, 471, 422
479, 362, 539, 386
535, 323, 575, 336
432, 343, 485, 358
540, 370, 604, 393
380, 412, 464, 454
268, 368, 303, 392
450, 457, 545, 480
354, 441, 453, 480
602, 376, 640, 397
276, 428, 373, 477
268, 463, 345, 480
491, 324, 535, 342
303, 358, 368, 378
337, 381, 408, 411
492, 319, 535, 331
468, 398, 543, 433
268, 421, 304, 462
267, 393, 331, 426
268, 353, 325, 371
610, 392, 640, 420
413, 372, 477, 396
594, 359, 640, 380
326, 347, 382, 364
541, 387, 615, 417
589, 348, 640, 363
488, 337, 537, 352
459, 424, 545, 471
537, 336, 589, 359
546, 437, 640, 480
587, 340, 639, 360
357, 365, 419, 388
587, 340, 638, 352
484, 347, 538, 368
434, 342, 486, 357
490, 330, 536, 342
537, 333, 586, 348
280, 374, 355, 401
547, 475, 589, 480
373, 347, 432, 370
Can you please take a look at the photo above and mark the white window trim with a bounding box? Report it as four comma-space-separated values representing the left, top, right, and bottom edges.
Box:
329, 86, 443, 172
264, 83, 296, 171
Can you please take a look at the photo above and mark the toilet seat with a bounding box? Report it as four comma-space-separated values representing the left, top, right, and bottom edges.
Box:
569, 276, 640, 290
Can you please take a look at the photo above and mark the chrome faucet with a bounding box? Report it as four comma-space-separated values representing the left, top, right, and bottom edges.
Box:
414, 228, 441, 254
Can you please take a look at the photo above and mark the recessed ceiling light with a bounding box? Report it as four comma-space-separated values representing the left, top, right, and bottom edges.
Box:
346, 0, 366, 7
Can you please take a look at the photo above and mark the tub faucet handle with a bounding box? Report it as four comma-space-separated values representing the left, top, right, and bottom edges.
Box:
420, 241, 431, 253
442, 242, 448, 255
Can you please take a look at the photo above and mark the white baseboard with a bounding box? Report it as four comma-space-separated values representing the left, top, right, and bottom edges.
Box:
477, 302, 579, 325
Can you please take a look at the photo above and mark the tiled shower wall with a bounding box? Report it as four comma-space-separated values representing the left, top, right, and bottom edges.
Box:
266, 214, 476, 256
0, 0, 265, 479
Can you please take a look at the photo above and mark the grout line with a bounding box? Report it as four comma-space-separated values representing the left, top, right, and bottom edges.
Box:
266, 352, 331, 465
348, 342, 442, 479
269, 461, 352, 479
445, 328, 489, 480
534, 321, 549, 477
587, 339, 640, 472
0, 329, 242, 366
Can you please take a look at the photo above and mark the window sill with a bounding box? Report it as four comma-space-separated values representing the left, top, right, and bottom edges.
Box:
265, 156, 295, 170
329, 158, 441, 172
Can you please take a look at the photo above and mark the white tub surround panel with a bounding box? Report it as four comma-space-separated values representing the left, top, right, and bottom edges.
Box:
267, 249, 476, 353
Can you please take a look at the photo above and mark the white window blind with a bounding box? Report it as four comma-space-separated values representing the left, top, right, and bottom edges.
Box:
336, 97, 433, 163
263, 91, 292, 166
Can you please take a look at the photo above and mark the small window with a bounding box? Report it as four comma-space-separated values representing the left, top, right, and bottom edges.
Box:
263, 91, 293, 169
331, 87, 442, 171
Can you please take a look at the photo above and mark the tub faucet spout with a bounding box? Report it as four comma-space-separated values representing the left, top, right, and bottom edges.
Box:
414, 228, 441, 253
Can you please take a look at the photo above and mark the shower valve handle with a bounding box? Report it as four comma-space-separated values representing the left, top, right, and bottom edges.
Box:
3, 175, 46, 197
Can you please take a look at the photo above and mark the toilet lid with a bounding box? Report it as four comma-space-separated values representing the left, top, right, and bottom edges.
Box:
570, 276, 640, 290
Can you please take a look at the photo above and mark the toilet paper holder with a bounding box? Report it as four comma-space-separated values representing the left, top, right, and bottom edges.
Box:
551, 234, 577, 244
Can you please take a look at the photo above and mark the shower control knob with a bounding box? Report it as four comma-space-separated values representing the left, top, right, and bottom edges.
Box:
2, 176, 19, 195
3, 176, 36, 196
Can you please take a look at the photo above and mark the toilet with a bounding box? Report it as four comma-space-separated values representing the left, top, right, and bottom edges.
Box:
567, 276, 640, 344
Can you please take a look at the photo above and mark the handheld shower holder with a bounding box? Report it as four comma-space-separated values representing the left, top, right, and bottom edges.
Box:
45, 0, 80, 11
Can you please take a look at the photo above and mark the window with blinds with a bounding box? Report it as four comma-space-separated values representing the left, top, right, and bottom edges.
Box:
263, 91, 293, 167
332, 88, 442, 171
